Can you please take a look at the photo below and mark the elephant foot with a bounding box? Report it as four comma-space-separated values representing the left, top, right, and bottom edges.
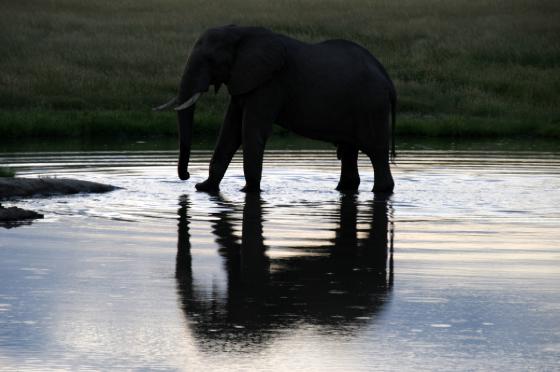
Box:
178, 171, 190, 181
195, 179, 220, 192
372, 179, 394, 194
240, 184, 261, 193
336, 177, 360, 193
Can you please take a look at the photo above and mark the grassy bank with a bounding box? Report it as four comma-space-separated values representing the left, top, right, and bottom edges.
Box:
0, 110, 221, 139
1, 0, 559, 139
2, 110, 559, 140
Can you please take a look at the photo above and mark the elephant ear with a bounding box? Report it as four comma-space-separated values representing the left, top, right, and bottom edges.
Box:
228, 34, 286, 96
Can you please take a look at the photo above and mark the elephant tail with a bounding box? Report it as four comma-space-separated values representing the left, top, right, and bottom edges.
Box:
390, 90, 397, 162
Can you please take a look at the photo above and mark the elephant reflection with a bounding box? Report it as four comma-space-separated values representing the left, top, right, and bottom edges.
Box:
175, 193, 393, 350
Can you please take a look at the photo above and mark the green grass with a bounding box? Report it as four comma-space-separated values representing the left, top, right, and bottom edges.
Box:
0, 110, 222, 139
0, 167, 16, 177
1, 0, 559, 140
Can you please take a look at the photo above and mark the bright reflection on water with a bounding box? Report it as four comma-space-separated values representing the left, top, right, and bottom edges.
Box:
1, 149, 560, 371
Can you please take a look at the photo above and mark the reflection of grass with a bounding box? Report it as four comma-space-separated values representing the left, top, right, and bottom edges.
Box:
0, 132, 336, 153
0, 167, 15, 177
1, 0, 559, 139
4, 134, 560, 154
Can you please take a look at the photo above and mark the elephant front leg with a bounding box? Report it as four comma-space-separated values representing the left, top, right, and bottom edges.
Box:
240, 109, 273, 193
236, 82, 281, 193
336, 144, 360, 192
195, 101, 242, 192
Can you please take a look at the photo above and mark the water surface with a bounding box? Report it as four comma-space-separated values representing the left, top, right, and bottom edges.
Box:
1, 148, 559, 370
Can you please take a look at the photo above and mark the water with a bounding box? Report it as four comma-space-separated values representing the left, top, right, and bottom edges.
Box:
1, 148, 559, 371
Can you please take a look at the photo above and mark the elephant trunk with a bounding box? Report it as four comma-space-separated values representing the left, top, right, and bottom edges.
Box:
153, 54, 210, 180
177, 105, 194, 180
175, 61, 210, 180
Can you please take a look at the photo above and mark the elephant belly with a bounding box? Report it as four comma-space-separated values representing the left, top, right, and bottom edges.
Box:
277, 84, 378, 145
277, 41, 392, 145
276, 108, 358, 144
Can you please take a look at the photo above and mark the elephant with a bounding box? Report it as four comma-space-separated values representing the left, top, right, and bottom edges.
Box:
155, 25, 396, 193
175, 193, 394, 351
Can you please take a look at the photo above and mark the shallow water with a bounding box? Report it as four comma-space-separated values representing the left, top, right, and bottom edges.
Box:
1, 148, 560, 371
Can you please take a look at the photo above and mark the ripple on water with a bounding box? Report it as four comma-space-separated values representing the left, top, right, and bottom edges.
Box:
1, 149, 559, 371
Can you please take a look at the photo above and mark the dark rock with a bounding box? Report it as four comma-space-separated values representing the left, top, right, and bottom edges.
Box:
0, 177, 118, 199
0, 204, 44, 227
0, 178, 118, 228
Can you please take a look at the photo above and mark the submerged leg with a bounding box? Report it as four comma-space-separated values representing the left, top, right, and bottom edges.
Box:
370, 148, 395, 193
336, 143, 360, 192
240, 109, 273, 193
239, 84, 280, 193
364, 109, 394, 193
369, 143, 394, 194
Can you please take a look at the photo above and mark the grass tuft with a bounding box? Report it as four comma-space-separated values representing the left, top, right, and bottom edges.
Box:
0, 167, 16, 177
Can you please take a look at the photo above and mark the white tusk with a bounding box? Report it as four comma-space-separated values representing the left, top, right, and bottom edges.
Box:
174, 93, 202, 111
152, 97, 178, 111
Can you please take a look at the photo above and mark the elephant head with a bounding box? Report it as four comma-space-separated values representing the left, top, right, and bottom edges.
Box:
154, 26, 287, 180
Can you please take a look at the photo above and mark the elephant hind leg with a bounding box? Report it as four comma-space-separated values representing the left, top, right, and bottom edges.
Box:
369, 149, 394, 194
361, 110, 394, 194
336, 143, 360, 192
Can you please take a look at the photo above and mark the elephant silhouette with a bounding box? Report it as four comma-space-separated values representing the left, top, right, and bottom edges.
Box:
155, 26, 396, 193
175, 193, 394, 351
